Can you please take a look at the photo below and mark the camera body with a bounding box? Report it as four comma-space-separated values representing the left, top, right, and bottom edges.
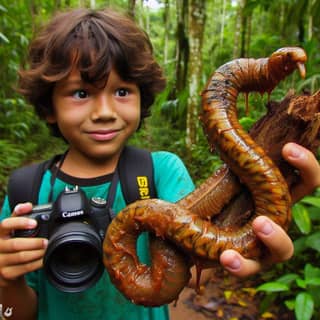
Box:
14, 186, 110, 239
14, 186, 111, 293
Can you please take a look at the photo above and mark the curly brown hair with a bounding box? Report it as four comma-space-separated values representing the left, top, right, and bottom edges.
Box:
18, 8, 166, 137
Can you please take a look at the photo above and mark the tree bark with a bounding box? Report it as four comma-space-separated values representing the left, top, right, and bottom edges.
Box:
186, 0, 206, 148
239, 0, 247, 57
128, 0, 136, 18
163, 0, 170, 65
175, 0, 189, 94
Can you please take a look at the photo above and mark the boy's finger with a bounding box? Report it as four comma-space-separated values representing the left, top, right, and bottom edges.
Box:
220, 216, 294, 276
252, 216, 294, 262
0, 259, 43, 281
282, 142, 320, 201
0, 217, 37, 238
12, 202, 33, 217
220, 250, 261, 277
0, 249, 46, 266
0, 237, 48, 253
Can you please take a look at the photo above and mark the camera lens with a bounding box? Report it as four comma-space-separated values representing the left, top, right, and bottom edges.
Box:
44, 222, 104, 293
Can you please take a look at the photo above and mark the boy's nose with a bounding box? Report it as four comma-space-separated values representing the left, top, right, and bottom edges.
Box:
91, 93, 116, 120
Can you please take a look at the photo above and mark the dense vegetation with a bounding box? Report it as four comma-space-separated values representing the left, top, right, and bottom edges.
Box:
1, 0, 320, 318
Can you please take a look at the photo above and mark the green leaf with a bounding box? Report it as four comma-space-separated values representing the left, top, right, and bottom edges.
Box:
0, 32, 10, 44
304, 264, 320, 279
296, 278, 306, 289
304, 277, 320, 286
0, 4, 7, 12
305, 232, 320, 252
239, 116, 255, 131
276, 273, 299, 285
256, 282, 289, 292
293, 236, 308, 254
292, 204, 311, 234
284, 299, 295, 310
295, 292, 314, 320
301, 196, 320, 208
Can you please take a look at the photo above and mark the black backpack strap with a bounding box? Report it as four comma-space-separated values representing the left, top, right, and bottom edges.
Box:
7, 157, 57, 210
7, 148, 156, 211
118, 146, 157, 204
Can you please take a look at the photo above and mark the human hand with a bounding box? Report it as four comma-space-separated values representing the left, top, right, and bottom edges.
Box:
220, 216, 293, 276
219, 142, 320, 277
282, 142, 320, 203
0, 203, 48, 287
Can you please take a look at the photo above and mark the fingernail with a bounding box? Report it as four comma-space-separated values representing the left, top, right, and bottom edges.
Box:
27, 219, 37, 228
43, 239, 49, 248
287, 143, 304, 159
260, 220, 274, 235
14, 204, 23, 213
226, 256, 241, 271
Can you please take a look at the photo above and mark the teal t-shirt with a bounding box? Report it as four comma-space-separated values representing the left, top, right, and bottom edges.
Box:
1, 151, 194, 320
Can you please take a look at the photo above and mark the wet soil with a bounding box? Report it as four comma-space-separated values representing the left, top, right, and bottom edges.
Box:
169, 268, 295, 320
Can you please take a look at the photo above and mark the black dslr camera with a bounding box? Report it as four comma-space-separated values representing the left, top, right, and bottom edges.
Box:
14, 186, 111, 293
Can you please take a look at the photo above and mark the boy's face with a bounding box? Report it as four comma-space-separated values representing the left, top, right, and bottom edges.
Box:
49, 68, 141, 164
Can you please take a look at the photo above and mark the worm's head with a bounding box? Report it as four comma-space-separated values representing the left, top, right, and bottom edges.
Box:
269, 47, 307, 80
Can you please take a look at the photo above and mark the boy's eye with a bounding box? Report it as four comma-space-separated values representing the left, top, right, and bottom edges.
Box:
115, 88, 129, 97
73, 89, 88, 99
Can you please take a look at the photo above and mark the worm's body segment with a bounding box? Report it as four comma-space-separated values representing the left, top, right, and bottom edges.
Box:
103, 47, 307, 306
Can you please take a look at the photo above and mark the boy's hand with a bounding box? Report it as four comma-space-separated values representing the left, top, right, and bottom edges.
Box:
282, 142, 320, 202
220, 143, 320, 277
0, 203, 48, 287
220, 216, 294, 276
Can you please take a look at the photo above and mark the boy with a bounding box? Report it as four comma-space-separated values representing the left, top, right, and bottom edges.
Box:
0, 7, 319, 320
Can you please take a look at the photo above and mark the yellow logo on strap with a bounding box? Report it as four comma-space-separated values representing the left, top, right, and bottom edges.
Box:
137, 176, 150, 199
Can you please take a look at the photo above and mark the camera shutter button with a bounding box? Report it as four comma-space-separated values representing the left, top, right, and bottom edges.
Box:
41, 214, 50, 221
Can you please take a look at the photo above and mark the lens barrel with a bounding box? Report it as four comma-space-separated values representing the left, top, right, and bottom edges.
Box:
44, 222, 104, 293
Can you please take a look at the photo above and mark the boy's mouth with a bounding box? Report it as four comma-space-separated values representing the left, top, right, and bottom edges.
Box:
87, 129, 120, 141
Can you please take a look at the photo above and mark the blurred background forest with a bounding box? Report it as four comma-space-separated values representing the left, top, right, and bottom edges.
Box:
1, 0, 320, 319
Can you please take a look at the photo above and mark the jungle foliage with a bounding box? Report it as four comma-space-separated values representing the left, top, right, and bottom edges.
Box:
1, 0, 320, 318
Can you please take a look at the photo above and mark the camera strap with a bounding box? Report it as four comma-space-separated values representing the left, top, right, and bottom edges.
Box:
105, 169, 119, 219
48, 151, 69, 203
105, 146, 157, 219
48, 149, 119, 220
7, 146, 156, 214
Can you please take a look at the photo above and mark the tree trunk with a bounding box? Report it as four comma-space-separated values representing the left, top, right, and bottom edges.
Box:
245, 13, 252, 57
163, 0, 170, 65
233, 3, 242, 58
29, 0, 38, 33
175, 0, 189, 94
128, 0, 136, 18
186, 0, 206, 148
219, 0, 226, 48
239, 0, 247, 57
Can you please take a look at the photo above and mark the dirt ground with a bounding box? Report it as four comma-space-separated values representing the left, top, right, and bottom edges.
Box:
169, 287, 211, 320
168, 268, 295, 320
